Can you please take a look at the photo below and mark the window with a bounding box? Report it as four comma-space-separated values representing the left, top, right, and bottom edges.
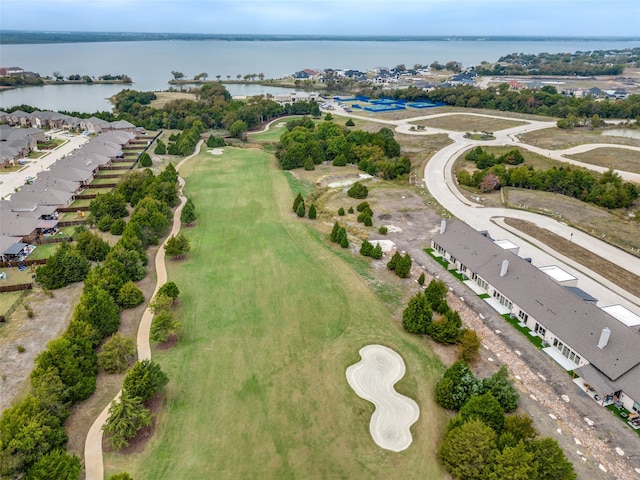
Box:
534, 323, 546, 337
518, 311, 529, 322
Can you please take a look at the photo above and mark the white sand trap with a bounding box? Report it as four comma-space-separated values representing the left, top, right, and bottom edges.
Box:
208, 148, 224, 155
370, 239, 395, 253
346, 345, 419, 452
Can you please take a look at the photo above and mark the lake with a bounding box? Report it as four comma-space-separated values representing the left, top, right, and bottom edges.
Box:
1, 38, 639, 113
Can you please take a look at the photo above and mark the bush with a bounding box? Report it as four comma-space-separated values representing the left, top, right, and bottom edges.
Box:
303, 157, 315, 171
296, 202, 306, 217
458, 328, 480, 363
139, 152, 152, 167
164, 233, 190, 259
370, 243, 383, 259
482, 365, 520, 413
292, 192, 304, 212
356, 201, 370, 212
75, 230, 111, 262
110, 474, 134, 480
395, 253, 412, 278
26, 449, 81, 480
74, 286, 120, 338
439, 419, 497, 480
338, 207, 345, 216
35, 243, 91, 290
347, 206, 354, 214
308, 204, 317, 219
332, 154, 347, 166
363, 216, 373, 227
387, 251, 401, 271
347, 181, 368, 199
360, 239, 374, 257
103, 391, 152, 450
378, 226, 388, 235
180, 198, 196, 225
402, 292, 432, 334
340, 235, 349, 248
150, 311, 180, 343
97, 214, 115, 232
154, 139, 166, 155
98, 333, 136, 374
458, 392, 505, 433
418, 272, 425, 285
123, 360, 169, 402
435, 361, 482, 411
117, 281, 145, 309
157, 281, 180, 303
345, 118, 355, 127
206, 135, 226, 147
110, 218, 126, 235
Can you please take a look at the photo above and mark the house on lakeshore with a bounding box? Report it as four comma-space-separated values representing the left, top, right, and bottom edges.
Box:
0, 125, 46, 166
430, 219, 640, 416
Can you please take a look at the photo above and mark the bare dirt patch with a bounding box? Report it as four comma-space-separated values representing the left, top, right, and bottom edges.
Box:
505, 188, 640, 256
0, 283, 83, 413
521, 127, 640, 150
414, 114, 525, 132
504, 217, 640, 298
149, 91, 196, 109
566, 147, 640, 174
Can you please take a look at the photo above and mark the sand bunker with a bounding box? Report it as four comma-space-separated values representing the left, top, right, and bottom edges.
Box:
208, 148, 224, 155
346, 345, 419, 452
327, 173, 373, 188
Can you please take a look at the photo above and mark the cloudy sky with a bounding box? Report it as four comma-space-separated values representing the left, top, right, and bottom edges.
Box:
1, 0, 639, 37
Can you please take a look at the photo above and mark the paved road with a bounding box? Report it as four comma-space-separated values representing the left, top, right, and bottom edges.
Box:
0, 131, 89, 199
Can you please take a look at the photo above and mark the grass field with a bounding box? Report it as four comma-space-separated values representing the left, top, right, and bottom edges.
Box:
520, 128, 640, 150
104, 146, 447, 479
413, 114, 525, 132
565, 147, 640, 174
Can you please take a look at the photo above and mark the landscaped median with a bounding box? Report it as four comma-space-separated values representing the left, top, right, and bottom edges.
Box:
104, 145, 447, 479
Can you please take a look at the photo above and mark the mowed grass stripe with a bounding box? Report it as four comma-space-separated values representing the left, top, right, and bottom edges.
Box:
105, 147, 445, 479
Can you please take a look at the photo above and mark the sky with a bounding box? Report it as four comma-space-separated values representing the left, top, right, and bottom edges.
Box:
1, 0, 639, 37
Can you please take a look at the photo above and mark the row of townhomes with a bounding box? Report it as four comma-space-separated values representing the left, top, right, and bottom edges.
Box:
431, 219, 640, 427
1, 111, 139, 263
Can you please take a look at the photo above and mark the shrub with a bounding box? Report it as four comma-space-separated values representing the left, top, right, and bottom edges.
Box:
364, 216, 373, 227
103, 391, 152, 450
402, 292, 432, 334
292, 192, 304, 212
340, 235, 349, 248
154, 139, 166, 154
98, 333, 136, 374
338, 207, 345, 216
139, 152, 152, 167
74, 286, 120, 338
332, 154, 347, 166
356, 202, 370, 212
347, 206, 354, 214
308, 204, 317, 219
435, 361, 482, 410
296, 202, 306, 217
157, 281, 180, 303
345, 118, 355, 127
180, 198, 196, 225
395, 253, 412, 278
458, 392, 505, 433
303, 157, 315, 171
97, 214, 115, 232
378, 226, 388, 235
110, 218, 126, 235
117, 281, 145, 309
151, 311, 180, 343
75, 230, 111, 262
35, 243, 91, 290
329, 222, 341, 242
360, 239, 374, 257
123, 360, 169, 402
370, 243, 383, 259
482, 365, 520, 413
164, 233, 190, 259
387, 251, 401, 271
347, 181, 368, 199
324, 113, 333, 121
418, 272, 425, 285
110, 474, 134, 480
458, 328, 480, 363
439, 419, 497, 480
206, 135, 226, 147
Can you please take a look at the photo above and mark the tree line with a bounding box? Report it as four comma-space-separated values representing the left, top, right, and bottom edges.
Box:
1, 164, 180, 479
458, 146, 639, 209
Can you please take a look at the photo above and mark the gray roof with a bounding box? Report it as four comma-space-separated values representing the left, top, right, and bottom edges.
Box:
3, 242, 27, 255
434, 220, 640, 381
563, 286, 598, 303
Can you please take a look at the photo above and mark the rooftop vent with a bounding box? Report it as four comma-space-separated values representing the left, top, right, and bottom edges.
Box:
597, 327, 611, 349
500, 259, 509, 277
440, 220, 446, 234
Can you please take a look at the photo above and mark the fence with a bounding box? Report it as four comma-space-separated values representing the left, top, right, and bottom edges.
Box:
0, 288, 30, 322
36, 236, 72, 245
57, 220, 86, 227
83, 183, 118, 189
0, 283, 33, 293
0, 258, 47, 268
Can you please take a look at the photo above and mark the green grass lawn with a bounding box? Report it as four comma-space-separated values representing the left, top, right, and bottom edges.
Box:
104, 146, 446, 479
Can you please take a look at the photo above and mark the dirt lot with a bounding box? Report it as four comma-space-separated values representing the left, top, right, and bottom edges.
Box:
521, 127, 640, 150
413, 115, 525, 132
149, 91, 196, 109
566, 147, 640, 174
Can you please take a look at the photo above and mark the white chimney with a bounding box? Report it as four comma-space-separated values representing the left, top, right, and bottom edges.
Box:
440, 220, 446, 234
500, 259, 509, 277
597, 327, 611, 349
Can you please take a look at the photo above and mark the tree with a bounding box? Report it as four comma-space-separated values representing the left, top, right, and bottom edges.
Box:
110, 218, 126, 235
26, 449, 82, 480
75, 230, 110, 262
360, 239, 374, 257
425, 279, 449, 313
347, 181, 368, 199
503, 414, 537, 444
110, 474, 134, 480
103, 391, 152, 450
157, 281, 180, 304
458, 392, 505, 433
35, 243, 91, 290
363, 216, 373, 227
435, 361, 482, 410
180, 198, 196, 225
171, 71, 184, 80
74, 286, 120, 338
345, 118, 355, 127
151, 311, 181, 343
526, 437, 576, 480
308, 203, 317, 219
154, 139, 167, 155
139, 152, 152, 167
117, 281, 145, 309
98, 333, 136, 374
122, 360, 169, 402
402, 292, 432, 334
458, 328, 481, 362
439, 419, 497, 480
329, 221, 341, 242
164, 233, 190, 259
303, 156, 315, 171
482, 365, 520, 413
296, 202, 306, 217
387, 251, 401, 271
292, 192, 304, 213
417, 272, 425, 285
338, 207, 345, 216
430, 311, 462, 344
340, 235, 349, 248
370, 243, 383, 259
395, 253, 412, 278
486, 441, 536, 480
229, 119, 248, 139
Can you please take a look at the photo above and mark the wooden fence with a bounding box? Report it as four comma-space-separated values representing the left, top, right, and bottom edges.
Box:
0, 289, 30, 322
36, 236, 73, 245
0, 283, 33, 293
0, 258, 47, 268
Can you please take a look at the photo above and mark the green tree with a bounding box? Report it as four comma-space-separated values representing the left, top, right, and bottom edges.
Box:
98, 333, 136, 374
439, 419, 497, 480
75, 230, 110, 262
348, 206, 354, 214
139, 152, 152, 167
435, 361, 482, 410
308, 203, 317, 219
110, 218, 126, 235
89, 192, 128, 222
154, 139, 166, 155
26, 449, 82, 480
338, 207, 345, 216
296, 202, 306, 217
482, 365, 520, 413
458, 392, 505, 433
292, 192, 304, 212
402, 292, 432, 334
425, 279, 449, 313
180, 198, 196, 225
103, 391, 152, 450
35, 243, 91, 290
364, 216, 373, 227
332, 153, 347, 166
151, 310, 181, 343
117, 281, 144, 309
164, 233, 191, 259
387, 251, 401, 271
370, 243, 383, 259
417, 272, 425, 285
345, 118, 355, 127
430, 312, 462, 344
395, 253, 412, 278
340, 235, 349, 248
360, 239, 374, 257
503, 415, 537, 444
110, 474, 134, 480
123, 360, 169, 402
229, 119, 248, 139
458, 328, 481, 363
324, 113, 334, 121
303, 156, 315, 171
485, 441, 536, 480
74, 287, 120, 338
526, 437, 576, 480
157, 281, 180, 304
347, 181, 368, 199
